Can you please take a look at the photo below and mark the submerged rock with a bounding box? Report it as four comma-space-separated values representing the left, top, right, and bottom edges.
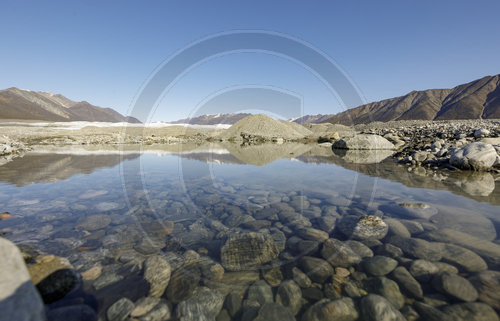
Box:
253, 303, 295, 321
442, 302, 499, 321
363, 256, 398, 276
276, 280, 302, 315
143, 256, 171, 297
432, 272, 478, 302
176, 287, 224, 321
337, 215, 388, 240
107, 297, 134, 321
299, 256, 334, 283
469, 270, 500, 310
221, 232, 279, 271
321, 239, 362, 268
360, 294, 406, 321
302, 297, 359, 321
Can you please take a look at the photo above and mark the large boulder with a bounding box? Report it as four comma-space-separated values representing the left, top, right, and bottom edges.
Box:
0, 238, 46, 321
221, 232, 279, 271
450, 142, 497, 171
332, 134, 395, 150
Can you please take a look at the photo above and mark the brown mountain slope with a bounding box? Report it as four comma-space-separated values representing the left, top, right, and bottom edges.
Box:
325, 74, 500, 125
0, 87, 141, 123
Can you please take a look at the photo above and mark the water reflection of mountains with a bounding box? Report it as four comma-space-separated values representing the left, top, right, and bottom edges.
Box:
0, 143, 498, 205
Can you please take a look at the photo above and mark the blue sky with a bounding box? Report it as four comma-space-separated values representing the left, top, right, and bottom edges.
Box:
1, 0, 500, 122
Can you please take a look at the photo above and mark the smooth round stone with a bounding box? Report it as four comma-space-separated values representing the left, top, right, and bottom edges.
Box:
363, 256, 398, 276
165, 265, 200, 303
76, 214, 111, 231
385, 218, 411, 238
409, 259, 439, 282
299, 256, 334, 283
246, 280, 273, 305
432, 272, 478, 302
321, 239, 362, 268
302, 297, 359, 321
344, 240, 373, 258
221, 232, 279, 271
224, 293, 242, 317
440, 243, 487, 273
143, 256, 171, 297
292, 267, 312, 288
276, 280, 302, 315
442, 302, 499, 321
107, 297, 134, 321
176, 287, 224, 321
253, 303, 295, 321
360, 294, 406, 321
388, 236, 444, 261
365, 277, 405, 309
130, 297, 161, 317
469, 270, 500, 310
296, 228, 329, 242
390, 266, 423, 299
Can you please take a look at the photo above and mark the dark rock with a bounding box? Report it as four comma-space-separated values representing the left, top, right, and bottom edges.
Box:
276, 280, 302, 315
414, 302, 453, 321
139, 300, 171, 321
107, 297, 134, 321
439, 243, 487, 273
432, 272, 478, 302
321, 239, 362, 268
246, 280, 273, 306
344, 240, 373, 258
469, 270, 500, 310
143, 256, 171, 297
302, 287, 324, 301
365, 277, 405, 309
47, 304, 97, 321
359, 294, 406, 321
299, 256, 333, 283
176, 287, 224, 321
363, 256, 398, 276
224, 293, 242, 317
389, 236, 443, 261
442, 302, 499, 321
390, 266, 423, 299
409, 259, 439, 282
221, 232, 279, 271
292, 267, 312, 288
253, 303, 295, 321
302, 297, 358, 321
75, 214, 111, 231
166, 265, 201, 303
36, 268, 81, 304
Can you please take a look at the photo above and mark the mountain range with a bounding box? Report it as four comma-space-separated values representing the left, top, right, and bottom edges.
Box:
172, 74, 500, 125
324, 74, 500, 125
0, 88, 141, 123
167, 113, 252, 125
2, 74, 499, 125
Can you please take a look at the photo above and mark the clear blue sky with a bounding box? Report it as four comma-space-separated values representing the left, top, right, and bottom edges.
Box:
1, 0, 500, 122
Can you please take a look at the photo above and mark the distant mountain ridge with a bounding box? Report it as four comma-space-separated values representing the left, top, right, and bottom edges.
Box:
325, 74, 500, 125
165, 74, 500, 126
0, 87, 141, 123
167, 113, 251, 125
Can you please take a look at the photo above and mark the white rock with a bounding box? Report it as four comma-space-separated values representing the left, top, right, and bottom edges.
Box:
474, 129, 490, 138
450, 142, 497, 171
332, 134, 395, 150
0, 237, 46, 321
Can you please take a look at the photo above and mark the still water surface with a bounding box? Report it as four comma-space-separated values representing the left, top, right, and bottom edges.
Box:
0, 144, 499, 320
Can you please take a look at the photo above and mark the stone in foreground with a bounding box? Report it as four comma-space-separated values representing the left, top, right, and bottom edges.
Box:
0, 237, 46, 321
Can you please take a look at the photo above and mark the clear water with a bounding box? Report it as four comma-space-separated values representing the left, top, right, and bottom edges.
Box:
1, 144, 499, 319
